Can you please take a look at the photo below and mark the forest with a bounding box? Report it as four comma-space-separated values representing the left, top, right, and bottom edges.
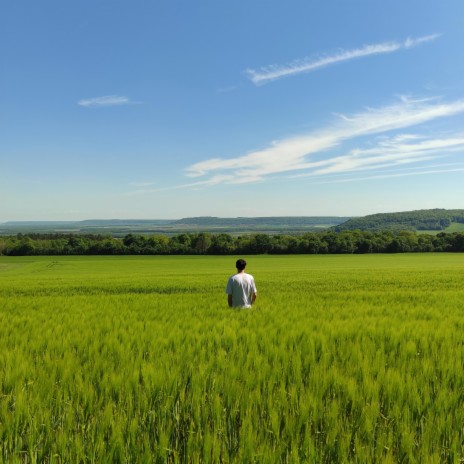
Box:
1, 229, 464, 256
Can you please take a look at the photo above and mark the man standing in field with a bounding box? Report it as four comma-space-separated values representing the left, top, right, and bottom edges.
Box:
226, 259, 257, 308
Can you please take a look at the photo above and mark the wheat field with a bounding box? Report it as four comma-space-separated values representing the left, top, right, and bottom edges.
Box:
0, 254, 463, 463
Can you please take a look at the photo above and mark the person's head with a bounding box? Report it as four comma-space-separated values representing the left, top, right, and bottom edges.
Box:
236, 259, 247, 272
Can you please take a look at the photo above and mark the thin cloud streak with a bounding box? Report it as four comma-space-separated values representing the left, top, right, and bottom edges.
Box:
78, 95, 137, 107
184, 97, 464, 187
128, 182, 156, 188
311, 165, 464, 185
122, 175, 236, 196
304, 135, 464, 176
246, 34, 441, 85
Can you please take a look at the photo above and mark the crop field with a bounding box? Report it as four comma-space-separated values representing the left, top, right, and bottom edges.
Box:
1, 254, 464, 463
418, 222, 464, 235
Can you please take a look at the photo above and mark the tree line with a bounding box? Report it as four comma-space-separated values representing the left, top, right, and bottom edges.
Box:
1, 230, 464, 256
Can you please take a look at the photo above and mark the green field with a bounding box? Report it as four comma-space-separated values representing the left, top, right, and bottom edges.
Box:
444, 222, 464, 233
417, 222, 464, 235
1, 254, 464, 463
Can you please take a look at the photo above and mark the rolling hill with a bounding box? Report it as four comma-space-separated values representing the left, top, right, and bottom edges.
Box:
0, 216, 350, 236
333, 209, 464, 232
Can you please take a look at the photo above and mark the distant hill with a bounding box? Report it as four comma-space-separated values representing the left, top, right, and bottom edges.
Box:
172, 216, 348, 227
334, 209, 464, 232
4, 212, 464, 235
0, 216, 350, 236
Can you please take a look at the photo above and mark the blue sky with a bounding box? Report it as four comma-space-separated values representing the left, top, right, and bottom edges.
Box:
2, 0, 464, 221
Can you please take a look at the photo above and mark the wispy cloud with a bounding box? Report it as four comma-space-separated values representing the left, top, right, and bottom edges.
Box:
292, 134, 464, 178
128, 181, 156, 188
184, 96, 464, 186
310, 164, 464, 185
216, 85, 239, 94
246, 34, 441, 85
78, 95, 138, 107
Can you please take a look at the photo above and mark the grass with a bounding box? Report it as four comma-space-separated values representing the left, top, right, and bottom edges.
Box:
0, 254, 464, 463
444, 222, 464, 233
417, 221, 464, 234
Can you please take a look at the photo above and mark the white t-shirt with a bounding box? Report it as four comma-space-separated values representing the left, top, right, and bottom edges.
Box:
226, 272, 257, 308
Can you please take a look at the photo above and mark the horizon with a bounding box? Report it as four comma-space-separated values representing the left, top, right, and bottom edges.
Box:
2, 214, 353, 224
3, 1, 464, 222
3, 207, 464, 225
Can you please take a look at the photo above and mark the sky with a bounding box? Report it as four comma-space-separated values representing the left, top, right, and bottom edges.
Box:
2, 0, 464, 221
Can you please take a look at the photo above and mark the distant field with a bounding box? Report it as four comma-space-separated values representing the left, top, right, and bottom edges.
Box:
445, 222, 464, 232
1, 255, 464, 462
417, 221, 464, 234
0, 217, 349, 237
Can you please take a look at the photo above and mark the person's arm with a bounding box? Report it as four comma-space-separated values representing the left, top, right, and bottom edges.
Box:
226, 277, 233, 307
251, 277, 257, 305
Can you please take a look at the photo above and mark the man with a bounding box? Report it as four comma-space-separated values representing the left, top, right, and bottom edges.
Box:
226, 259, 257, 308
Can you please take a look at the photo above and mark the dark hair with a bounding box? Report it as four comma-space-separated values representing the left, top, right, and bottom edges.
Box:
236, 259, 247, 271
